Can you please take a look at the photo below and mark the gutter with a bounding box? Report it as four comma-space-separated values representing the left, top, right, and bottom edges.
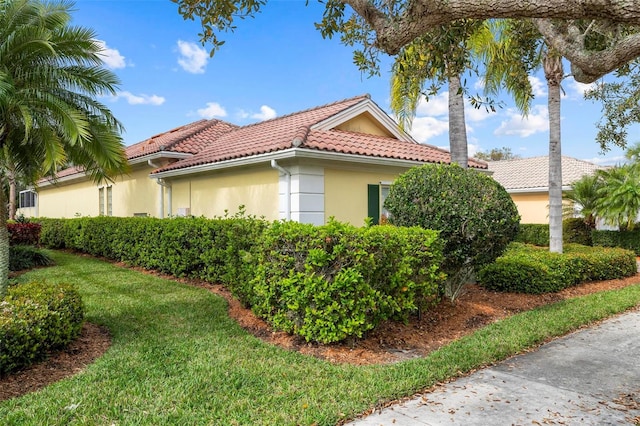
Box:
270, 159, 291, 221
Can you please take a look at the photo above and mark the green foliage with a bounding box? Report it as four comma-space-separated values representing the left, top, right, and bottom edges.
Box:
9, 246, 53, 271
516, 220, 594, 246
474, 147, 521, 161
593, 228, 640, 255
563, 174, 602, 228
477, 243, 636, 293
595, 164, 640, 230
562, 218, 593, 246
515, 224, 550, 246
384, 164, 520, 299
7, 222, 41, 246
38, 216, 446, 344
0, 281, 84, 375
251, 220, 444, 343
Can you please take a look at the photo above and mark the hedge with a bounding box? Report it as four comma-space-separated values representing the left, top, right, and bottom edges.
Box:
593, 229, 640, 255
0, 281, 84, 375
477, 243, 636, 294
38, 217, 446, 343
7, 222, 41, 246
251, 220, 444, 343
516, 219, 593, 247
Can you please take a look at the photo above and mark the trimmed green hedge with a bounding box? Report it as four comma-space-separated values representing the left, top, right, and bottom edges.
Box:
593, 229, 640, 255
251, 221, 444, 343
516, 220, 593, 247
38, 217, 446, 343
0, 281, 84, 375
477, 243, 636, 294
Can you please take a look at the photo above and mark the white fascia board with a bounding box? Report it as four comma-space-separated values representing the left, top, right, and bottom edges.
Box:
311, 98, 416, 143
507, 186, 572, 193
150, 148, 490, 179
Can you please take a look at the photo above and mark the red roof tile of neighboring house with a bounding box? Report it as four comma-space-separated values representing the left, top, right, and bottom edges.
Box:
154, 95, 487, 173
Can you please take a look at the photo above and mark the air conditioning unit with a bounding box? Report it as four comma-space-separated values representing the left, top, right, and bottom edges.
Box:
176, 207, 191, 217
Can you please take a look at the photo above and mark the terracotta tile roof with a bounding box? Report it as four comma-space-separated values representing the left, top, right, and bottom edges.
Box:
155, 95, 370, 172
155, 95, 487, 173
488, 156, 602, 190
126, 119, 237, 160
304, 129, 487, 168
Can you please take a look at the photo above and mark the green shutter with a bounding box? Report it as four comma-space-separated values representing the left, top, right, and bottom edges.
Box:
367, 184, 380, 225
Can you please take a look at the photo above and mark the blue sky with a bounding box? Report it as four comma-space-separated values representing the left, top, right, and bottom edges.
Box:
72, 0, 637, 166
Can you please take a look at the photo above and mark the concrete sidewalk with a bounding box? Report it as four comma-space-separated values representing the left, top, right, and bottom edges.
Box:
347, 309, 640, 425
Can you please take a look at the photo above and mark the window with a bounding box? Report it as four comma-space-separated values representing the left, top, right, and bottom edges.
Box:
19, 190, 37, 208
367, 182, 391, 225
107, 186, 113, 216
99, 187, 105, 216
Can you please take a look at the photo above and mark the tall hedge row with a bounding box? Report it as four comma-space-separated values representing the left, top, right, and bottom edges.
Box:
38, 217, 445, 343
516, 219, 593, 247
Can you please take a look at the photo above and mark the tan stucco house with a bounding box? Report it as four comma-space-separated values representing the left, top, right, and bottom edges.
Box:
487, 156, 602, 224
19, 95, 486, 226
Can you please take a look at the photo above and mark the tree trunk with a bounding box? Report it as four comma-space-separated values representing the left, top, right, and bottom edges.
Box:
545, 53, 564, 253
0, 182, 9, 299
8, 166, 16, 220
448, 73, 469, 167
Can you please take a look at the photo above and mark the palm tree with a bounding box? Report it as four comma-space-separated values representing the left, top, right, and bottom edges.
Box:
563, 174, 603, 228
596, 165, 640, 230
0, 0, 129, 297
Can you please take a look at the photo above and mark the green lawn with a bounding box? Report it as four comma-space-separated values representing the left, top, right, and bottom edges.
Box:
2, 250, 640, 425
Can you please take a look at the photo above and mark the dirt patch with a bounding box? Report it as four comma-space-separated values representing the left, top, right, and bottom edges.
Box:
2, 265, 639, 401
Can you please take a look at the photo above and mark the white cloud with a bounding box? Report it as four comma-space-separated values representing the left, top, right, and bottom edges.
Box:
464, 101, 496, 122
197, 102, 227, 119
584, 155, 626, 166
415, 92, 449, 117
567, 78, 595, 98
251, 105, 277, 121
95, 40, 126, 69
529, 76, 547, 97
115, 91, 165, 106
408, 116, 449, 143
494, 105, 548, 137
177, 40, 208, 74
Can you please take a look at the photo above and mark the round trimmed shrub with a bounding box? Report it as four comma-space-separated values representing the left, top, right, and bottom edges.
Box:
0, 281, 84, 375
384, 164, 520, 299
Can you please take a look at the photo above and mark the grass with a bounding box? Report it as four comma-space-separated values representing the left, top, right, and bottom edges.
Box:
1, 250, 640, 425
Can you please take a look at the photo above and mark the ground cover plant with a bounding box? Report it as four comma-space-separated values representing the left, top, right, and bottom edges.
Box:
1, 251, 639, 425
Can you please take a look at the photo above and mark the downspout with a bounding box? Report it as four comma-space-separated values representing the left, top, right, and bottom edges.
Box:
270, 159, 291, 221
148, 159, 169, 218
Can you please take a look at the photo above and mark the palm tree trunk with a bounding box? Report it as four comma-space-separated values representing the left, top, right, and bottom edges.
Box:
0, 183, 9, 299
448, 73, 469, 167
545, 54, 564, 253
8, 166, 16, 220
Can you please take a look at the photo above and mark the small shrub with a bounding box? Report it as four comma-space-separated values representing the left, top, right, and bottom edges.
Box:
0, 281, 84, 375
9, 246, 54, 271
477, 243, 636, 294
7, 222, 41, 246
384, 164, 520, 300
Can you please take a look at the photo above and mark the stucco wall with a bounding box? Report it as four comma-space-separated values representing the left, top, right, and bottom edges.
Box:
36, 167, 159, 218
37, 178, 100, 218
324, 167, 403, 225
510, 192, 550, 224
334, 113, 394, 137
170, 166, 279, 219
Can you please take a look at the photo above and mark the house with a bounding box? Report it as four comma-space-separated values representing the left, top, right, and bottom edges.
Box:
19, 95, 486, 226
487, 155, 602, 223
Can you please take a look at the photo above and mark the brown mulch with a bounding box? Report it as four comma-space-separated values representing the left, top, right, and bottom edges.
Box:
2, 262, 639, 402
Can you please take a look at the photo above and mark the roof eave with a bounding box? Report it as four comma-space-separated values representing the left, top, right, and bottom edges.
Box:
150, 148, 489, 179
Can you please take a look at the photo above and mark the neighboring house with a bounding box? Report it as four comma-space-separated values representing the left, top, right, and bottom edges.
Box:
487, 155, 602, 224
21, 95, 486, 225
